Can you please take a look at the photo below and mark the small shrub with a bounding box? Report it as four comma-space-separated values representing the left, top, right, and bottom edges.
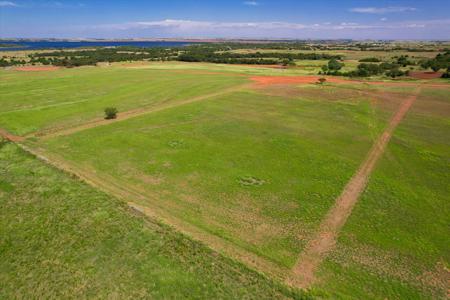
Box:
104, 107, 118, 119
317, 78, 327, 84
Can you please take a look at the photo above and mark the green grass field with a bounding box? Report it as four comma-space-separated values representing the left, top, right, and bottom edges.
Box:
28, 73, 404, 272
315, 87, 450, 299
0, 141, 310, 299
0, 66, 246, 135
1, 62, 449, 299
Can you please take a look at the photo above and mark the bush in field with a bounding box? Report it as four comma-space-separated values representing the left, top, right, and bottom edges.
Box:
104, 107, 118, 120
359, 57, 381, 62
317, 78, 327, 84
322, 59, 344, 74
328, 58, 344, 71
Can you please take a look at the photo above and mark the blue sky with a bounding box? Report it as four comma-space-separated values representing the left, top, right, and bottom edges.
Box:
1, 0, 449, 39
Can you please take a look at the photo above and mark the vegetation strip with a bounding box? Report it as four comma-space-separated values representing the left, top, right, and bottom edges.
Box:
286, 88, 421, 288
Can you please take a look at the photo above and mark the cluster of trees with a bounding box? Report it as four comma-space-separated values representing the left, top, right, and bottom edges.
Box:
0, 58, 26, 67
24, 45, 341, 67
178, 48, 341, 65
319, 58, 408, 78
29, 47, 180, 67
346, 63, 408, 78
319, 58, 344, 75
420, 51, 450, 76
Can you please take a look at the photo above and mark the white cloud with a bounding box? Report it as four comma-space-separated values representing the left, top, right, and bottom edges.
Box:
0, 1, 18, 7
42, 1, 85, 8
350, 7, 417, 14
243, 1, 259, 6
93, 19, 431, 32
380, 18, 388, 22
75, 18, 450, 39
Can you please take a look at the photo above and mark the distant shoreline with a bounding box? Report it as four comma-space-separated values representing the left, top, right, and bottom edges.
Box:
0, 43, 27, 49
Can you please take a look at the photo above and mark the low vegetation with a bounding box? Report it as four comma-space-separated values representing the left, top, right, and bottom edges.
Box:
104, 107, 118, 119
0, 142, 309, 299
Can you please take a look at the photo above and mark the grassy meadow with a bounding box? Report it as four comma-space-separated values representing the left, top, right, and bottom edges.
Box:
315, 87, 450, 299
0, 141, 310, 299
22, 65, 412, 273
1, 60, 448, 299
0, 66, 246, 135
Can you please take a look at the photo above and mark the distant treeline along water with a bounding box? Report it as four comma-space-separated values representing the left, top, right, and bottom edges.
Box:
0, 40, 197, 51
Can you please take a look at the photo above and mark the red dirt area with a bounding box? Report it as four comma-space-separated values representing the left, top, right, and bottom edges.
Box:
0, 128, 23, 142
250, 75, 349, 86
409, 71, 443, 79
14, 66, 60, 72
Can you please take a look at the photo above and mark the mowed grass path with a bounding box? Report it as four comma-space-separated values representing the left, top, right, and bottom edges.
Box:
0, 67, 246, 135
35, 82, 400, 272
0, 142, 309, 299
315, 87, 450, 299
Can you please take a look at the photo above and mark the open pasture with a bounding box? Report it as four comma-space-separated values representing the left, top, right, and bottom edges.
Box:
11, 64, 410, 271
0, 66, 246, 135
1, 61, 449, 299
316, 87, 450, 299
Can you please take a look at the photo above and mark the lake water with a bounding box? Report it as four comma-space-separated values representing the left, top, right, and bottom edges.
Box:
0, 40, 198, 51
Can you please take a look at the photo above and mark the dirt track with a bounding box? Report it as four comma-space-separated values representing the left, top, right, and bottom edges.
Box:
0, 128, 24, 142
286, 88, 421, 289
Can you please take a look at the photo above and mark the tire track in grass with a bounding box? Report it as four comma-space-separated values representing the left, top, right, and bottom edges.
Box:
14, 143, 288, 281
286, 88, 421, 289
29, 84, 250, 140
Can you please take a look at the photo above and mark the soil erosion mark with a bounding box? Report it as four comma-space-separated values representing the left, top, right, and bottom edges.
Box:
287, 88, 421, 289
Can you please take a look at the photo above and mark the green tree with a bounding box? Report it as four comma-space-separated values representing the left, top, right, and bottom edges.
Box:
328, 58, 344, 71
104, 107, 118, 120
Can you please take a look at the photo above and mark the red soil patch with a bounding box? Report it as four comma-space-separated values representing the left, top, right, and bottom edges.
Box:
409, 71, 443, 80
0, 128, 24, 142
14, 66, 60, 72
250, 75, 349, 86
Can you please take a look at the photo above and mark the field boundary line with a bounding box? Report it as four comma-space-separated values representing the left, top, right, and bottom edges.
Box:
14, 142, 288, 281
286, 87, 421, 289
29, 84, 250, 140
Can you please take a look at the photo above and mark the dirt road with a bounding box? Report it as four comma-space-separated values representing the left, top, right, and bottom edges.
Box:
286, 88, 421, 288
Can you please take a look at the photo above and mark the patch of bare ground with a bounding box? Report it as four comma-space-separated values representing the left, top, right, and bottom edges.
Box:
18, 144, 288, 280
28, 84, 250, 140
286, 88, 421, 289
13, 66, 60, 72
250, 75, 450, 88
409, 71, 443, 80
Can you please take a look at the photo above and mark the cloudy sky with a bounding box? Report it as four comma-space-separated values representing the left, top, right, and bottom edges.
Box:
1, 0, 449, 39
